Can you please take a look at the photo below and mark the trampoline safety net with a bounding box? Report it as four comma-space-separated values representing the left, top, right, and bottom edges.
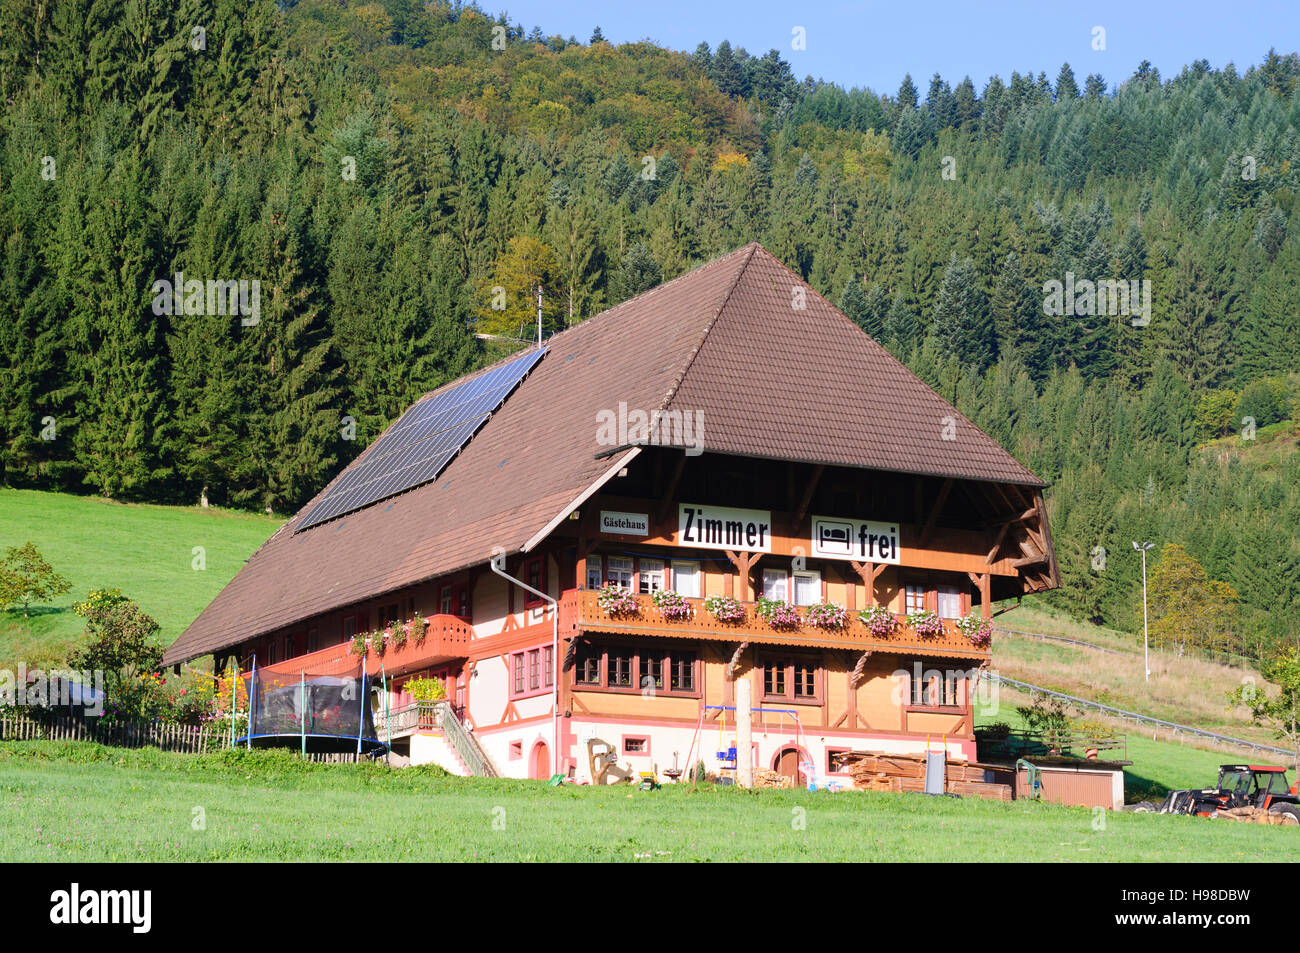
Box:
236, 647, 384, 754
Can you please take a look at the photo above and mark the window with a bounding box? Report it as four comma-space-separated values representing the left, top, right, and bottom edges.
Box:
826, 748, 851, 774
439, 583, 471, 619
905, 583, 926, 614
571, 644, 699, 696
608, 650, 634, 688
523, 556, 546, 606
509, 645, 555, 698
670, 653, 697, 692
638, 558, 664, 594
509, 741, 523, 760
623, 736, 649, 755
793, 662, 816, 699
308, 627, 320, 652
762, 568, 789, 600
576, 644, 601, 686
937, 585, 963, 620
607, 556, 633, 589
792, 570, 821, 606
671, 560, 700, 598
764, 664, 786, 697
585, 556, 603, 590
762, 656, 820, 703
643, 655, 663, 691
910, 668, 962, 708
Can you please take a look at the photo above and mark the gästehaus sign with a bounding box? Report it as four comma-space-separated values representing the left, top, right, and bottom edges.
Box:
675, 504, 902, 564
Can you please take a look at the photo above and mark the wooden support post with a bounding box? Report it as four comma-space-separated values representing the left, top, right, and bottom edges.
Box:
851, 560, 888, 606
736, 674, 753, 789
966, 571, 992, 620
724, 550, 761, 602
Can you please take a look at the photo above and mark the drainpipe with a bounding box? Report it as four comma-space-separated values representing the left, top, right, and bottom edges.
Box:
490, 549, 559, 777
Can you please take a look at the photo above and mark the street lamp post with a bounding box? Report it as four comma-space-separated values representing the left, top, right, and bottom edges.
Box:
1132, 541, 1154, 683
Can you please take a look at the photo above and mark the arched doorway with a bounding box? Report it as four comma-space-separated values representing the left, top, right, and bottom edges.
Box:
774, 746, 806, 787
530, 741, 550, 780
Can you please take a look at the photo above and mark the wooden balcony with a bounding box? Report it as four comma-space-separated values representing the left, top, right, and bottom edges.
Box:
562, 590, 989, 660
369, 614, 474, 677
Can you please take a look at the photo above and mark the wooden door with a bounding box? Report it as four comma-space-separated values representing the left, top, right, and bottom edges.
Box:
531, 742, 550, 780
776, 747, 801, 784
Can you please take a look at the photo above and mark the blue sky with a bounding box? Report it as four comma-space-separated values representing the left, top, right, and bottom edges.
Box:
497, 0, 1297, 93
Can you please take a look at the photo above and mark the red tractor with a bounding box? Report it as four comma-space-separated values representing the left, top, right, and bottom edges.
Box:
1154, 764, 1300, 823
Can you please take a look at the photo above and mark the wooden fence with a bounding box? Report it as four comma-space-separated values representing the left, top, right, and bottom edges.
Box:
0, 709, 219, 754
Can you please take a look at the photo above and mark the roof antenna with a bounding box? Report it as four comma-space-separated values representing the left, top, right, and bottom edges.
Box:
537, 284, 543, 348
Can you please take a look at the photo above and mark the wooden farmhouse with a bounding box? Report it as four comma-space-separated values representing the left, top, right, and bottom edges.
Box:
162, 243, 1060, 784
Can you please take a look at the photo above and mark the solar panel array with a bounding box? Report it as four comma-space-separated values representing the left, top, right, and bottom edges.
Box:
295, 348, 547, 532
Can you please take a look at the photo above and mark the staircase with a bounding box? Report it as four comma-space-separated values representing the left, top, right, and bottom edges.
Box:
433, 701, 498, 777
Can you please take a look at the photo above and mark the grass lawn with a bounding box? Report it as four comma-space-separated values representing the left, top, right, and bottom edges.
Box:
1, 741, 1295, 862
0, 489, 279, 668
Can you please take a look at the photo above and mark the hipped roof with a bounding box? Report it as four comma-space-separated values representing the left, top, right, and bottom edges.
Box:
163, 243, 1043, 665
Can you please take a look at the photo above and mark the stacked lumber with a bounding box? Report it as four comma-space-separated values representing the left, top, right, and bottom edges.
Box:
841, 751, 1012, 802
754, 768, 794, 789
1213, 806, 1295, 825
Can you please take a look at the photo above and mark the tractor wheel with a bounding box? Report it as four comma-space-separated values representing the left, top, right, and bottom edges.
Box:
1131, 801, 1158, 813
1268, 804, 1300, 825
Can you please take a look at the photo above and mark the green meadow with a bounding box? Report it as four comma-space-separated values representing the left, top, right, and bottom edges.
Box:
1, 742, 1293, 862
0, 488, 279, 668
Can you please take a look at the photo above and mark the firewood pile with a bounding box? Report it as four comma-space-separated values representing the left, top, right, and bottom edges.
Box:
1212, 806, 1296, 825
839, 751, 1012, 801
753, 768, 794, 789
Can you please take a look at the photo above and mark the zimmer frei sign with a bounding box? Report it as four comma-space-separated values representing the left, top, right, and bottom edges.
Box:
809, 516, 901, 564
673, 505, 902, 563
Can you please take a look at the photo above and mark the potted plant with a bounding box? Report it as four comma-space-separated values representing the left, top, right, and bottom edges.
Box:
596, 583, 639, 616
955, 613, 993, 648
391, 619, 409, 651
906, 609, 944, 638
372, 628, 389, 657
404, 676, 447, 702
349, 631, 368, 658
857, 604, 897, 636
755, 597, 800, 630
408, 614, 427, 645
702, 595, 745, 623
804, 601, 848, 629
651, 589, 691, 620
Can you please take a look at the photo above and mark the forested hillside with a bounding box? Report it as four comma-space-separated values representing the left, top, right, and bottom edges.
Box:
1, 1, 1297, 653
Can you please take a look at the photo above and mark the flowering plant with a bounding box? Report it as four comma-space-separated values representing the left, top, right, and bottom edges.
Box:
804, 601, 848, 629
349, 631, 368, 658
755, 597, 800, 629
702, 595, 745, 623
371, 629, 389, 657
651, 589, 691, 620
407, 614, 427, 645
955, 613, 993, 648
597, 584, 639, 616
857, 604, 897, 636
403, 675, 447, 702
906, 610, 944, 638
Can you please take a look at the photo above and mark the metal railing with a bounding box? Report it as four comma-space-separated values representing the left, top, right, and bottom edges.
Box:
986, 673, 1295, 759
431, 701, 498, 777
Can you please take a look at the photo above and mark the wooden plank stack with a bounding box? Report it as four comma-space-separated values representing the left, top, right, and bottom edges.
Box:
840, 751, 1012, 801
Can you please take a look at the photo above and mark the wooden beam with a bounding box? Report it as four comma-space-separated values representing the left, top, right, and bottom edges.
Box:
986, 520, 1011, 564
1013, 553, 1048, 568
1033, 491, 1061, 588
850, 560, 888, 605
724, 550, 761, 602
850, 650, 873, 688
792, 464, 825, 525
918, 478, 953, 547
726, 642, 749, 681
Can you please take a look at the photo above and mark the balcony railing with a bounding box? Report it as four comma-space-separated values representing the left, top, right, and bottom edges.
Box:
565, 590, 989, 658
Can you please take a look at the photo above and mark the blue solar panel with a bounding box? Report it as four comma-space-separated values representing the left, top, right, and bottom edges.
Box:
295, 348, 546, 532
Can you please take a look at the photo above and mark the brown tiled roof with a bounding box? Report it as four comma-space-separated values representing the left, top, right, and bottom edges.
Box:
163, 243, 1043, 664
